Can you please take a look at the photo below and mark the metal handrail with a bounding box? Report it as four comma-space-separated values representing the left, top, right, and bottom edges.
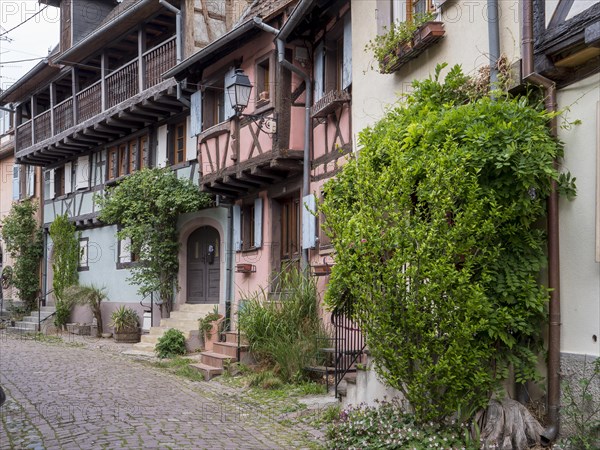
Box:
332, 303, 366, 398
37, 289, 54, 332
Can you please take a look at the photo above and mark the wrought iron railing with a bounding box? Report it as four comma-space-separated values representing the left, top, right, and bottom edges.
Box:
332, 301, 366, 398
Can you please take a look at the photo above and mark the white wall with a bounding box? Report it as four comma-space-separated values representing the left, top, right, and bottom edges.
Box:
557, 76, 600, 357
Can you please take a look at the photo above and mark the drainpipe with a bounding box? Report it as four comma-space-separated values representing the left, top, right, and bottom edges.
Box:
253, 17, 312, 270
487, 0, 500, 84
158, 0, 190, 107
522, 0, 560, 444
224, 203, 234, 328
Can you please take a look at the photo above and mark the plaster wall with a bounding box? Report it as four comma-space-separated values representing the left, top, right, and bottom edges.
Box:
557, 75, 600, 357
351, 0, 522, 138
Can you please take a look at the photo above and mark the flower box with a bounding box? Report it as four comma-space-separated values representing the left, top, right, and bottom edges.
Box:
311, 264, 332, 276
236, 263, 256, 273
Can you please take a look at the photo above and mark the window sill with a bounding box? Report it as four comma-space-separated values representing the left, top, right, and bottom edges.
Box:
77, 266, 89, 272
116, 261, 140, 270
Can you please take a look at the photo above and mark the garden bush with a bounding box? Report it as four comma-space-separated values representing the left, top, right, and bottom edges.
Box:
155, 328, 187, 358
238, 268, 325, 383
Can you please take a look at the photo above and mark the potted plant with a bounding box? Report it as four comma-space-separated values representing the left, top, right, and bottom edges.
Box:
63, 284, 107, 338
110, 306, 141, 343
198, 306, 224, 351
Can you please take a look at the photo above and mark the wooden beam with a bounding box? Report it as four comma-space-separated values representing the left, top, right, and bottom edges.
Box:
249, 166, 284, 181
118, 110, 152, 124
106, 117, 143, 129
223, 175, 260, 189
142, 99, 181, 113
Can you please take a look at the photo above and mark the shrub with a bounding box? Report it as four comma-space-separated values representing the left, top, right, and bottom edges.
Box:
238, 268, 325, 383
320, 64, 574, 423
325, 400, 478, 450
155, 328, 187, 358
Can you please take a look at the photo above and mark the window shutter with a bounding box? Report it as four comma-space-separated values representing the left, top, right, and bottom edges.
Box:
119, 238, 132, 264
342, 14, 353, 90
27, 166, 35, 197
76, 155, 89, 190
314, 42, 325, 101
233, 204, 242, 251
377, 0, 392, 34
254, 197, 263, 248
12, 165, 20, 201
44, 169, 54, 200
302, 194, 317, 249
64, 162, 72, 194
190, 91, 203, 136
224, 67, 236, 120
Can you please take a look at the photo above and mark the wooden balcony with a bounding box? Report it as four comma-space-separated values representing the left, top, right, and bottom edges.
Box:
197, 119, 304, 198
15, 37, 179, 165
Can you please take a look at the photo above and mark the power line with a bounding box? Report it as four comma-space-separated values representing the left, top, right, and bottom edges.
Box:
0, 6, 49, 38
0, 56, 45, 65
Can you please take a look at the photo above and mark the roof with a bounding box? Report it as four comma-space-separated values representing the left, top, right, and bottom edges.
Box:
0, 45, 61, 104
53, 0, 167, 65
165, 0, 297, 80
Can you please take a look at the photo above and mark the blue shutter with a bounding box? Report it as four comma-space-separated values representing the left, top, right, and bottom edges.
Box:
233, 204, 242, 251
302, 194, 317, 249
224, 67, 236, 120
342, 14, 352, 90
12, 165, 20, 200
190, 91, 203, 136
254, 198, 263, 248
314, 42, 324, 101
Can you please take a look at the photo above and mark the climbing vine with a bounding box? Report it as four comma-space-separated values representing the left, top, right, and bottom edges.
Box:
320, 64, 575, 424
1, 199, 43, 311
49, 214, 80, 327
96, 167, 212, 316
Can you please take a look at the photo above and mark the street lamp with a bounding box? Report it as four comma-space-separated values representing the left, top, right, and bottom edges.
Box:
225, 68, 276, 134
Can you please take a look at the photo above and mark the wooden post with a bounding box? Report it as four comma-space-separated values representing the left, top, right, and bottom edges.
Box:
72, 67, 79, 122
138, 27, 146, 92
30, 96, 36, 144
101, 52, 107, 111
49, 82, 56, 135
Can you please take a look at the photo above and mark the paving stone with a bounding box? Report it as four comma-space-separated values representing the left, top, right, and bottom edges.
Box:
0, 331, 323, 449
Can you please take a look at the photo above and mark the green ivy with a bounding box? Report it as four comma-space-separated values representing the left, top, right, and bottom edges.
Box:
49, 214, 80, 327
320, 64, 575, 424
95, 167, 212, 315
1, 199, 43, 311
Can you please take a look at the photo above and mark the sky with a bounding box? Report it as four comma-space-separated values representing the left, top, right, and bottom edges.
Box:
0, 0, 60, 93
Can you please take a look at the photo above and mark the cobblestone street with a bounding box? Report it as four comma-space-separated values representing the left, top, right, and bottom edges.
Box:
0, 333, 322, 449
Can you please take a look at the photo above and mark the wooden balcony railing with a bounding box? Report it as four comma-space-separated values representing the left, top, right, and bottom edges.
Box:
144, 37, 176, 89
55, 98, 74, 134
16, 120, 32, 149
77, 81, 102, 122
34, 110, 51, 143
16, 38, 177, 149
106, 60, 139, 109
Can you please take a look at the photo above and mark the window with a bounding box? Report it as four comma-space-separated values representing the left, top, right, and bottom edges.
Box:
318, 192, 332, 250
117, 237, 139, 269
91, 150, 106, 186
314, 13, 352, 100
43, 169, 54, 200
54, 166, 65, 197
78, 238, 89, 271
233, 198, 263, 251
172, 121, 186, 164
377, 0, 434, 33
281, 196, 300, 260
107, 136, 148, 180
0, 109, 12, 135
256, 57, 271, 105
203, 88, 226, 130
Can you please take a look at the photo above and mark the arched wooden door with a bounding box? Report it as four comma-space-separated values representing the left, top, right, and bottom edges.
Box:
187, 226, 220, 304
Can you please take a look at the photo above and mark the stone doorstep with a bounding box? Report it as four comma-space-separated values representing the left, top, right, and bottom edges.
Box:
188, 362, 223, 381
212, 341, 247, 359
200, 351, 236, 368
223, 331, 249, 346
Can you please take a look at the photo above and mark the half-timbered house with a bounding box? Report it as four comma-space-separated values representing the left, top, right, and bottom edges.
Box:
165, 0, 353, 376
0, 0, 251, 336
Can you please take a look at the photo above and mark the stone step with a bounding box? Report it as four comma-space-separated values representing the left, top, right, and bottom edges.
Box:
212, 341, 247, 359
14, 321, 37, 330
40, 306, 56, 313
130, 343, 156, 353
6, 326, 36, 335
189, 362, 223, 381
140, 334, 160, 345
223, 331, 248, 346
159, 318, 200, 330
176, 304, 216, 314
200, 351, 236, 368
168, 311, 204, 321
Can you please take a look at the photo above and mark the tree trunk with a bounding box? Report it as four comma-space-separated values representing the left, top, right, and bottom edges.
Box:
476, 399, 544, 450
